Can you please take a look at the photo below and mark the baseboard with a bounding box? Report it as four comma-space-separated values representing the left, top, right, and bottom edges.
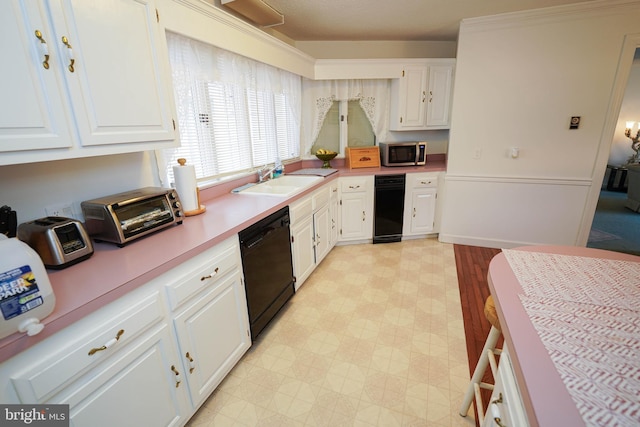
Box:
438, 233, 537, 249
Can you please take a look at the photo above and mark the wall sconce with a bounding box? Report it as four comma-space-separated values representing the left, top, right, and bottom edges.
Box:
624, 121, 640, 164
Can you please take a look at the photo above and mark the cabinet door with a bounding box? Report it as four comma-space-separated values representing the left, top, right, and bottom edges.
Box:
340, 193, 370, 241
49, 0, 175, 146
53, 325, 190, 427
390, 66, 428, 130
314, 203, 331, 264
0, 0, 74, 153
482, 346, 529, 427
339, 176, 373, 242
410, 189, 437, 234
329, 190, 339, 247
291, 215, 315, 290
173, 271, 251, 408
425, 65, 453, 127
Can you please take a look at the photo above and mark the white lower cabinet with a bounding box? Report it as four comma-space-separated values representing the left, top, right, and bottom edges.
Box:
329, 181, 339, 247
289, 181, 336, 290
290, 214, 316, 290
338, 176, 374, 242
172, 271, 250, 407
402, 173, 439, 237
56, 324, 189, 427
482, 345, 529, 427
1, 236, 250, 427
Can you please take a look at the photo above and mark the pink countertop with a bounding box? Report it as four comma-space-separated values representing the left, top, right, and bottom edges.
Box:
0, 158, 446, 363
487, 245, 640, 427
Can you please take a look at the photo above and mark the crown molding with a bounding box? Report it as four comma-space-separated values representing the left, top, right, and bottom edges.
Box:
460, 0, 640, 35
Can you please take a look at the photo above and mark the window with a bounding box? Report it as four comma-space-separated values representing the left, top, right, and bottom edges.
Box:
159, 32, 301, 186
302, 79, 389, 157
310, 100, 376, 155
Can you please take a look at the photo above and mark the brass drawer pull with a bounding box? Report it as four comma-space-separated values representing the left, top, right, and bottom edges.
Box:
171, 365, 182, 387
34, 30, 50, 69
201, 267, 220, 281
186, 352, 195, 373
61, 36, 75, 72
490, 393, 507, 427
88, 329, 125, 355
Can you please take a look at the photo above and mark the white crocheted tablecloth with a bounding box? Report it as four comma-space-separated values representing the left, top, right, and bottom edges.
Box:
503, 249, 640, 427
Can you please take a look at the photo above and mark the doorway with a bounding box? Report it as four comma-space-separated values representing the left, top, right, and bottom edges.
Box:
587, 46, 640, 255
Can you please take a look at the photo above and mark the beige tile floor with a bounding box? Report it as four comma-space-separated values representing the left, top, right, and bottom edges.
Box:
187, 238, 476, 426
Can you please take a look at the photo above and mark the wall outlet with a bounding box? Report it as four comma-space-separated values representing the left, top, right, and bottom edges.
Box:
473, 148, 482, 160
45, 203, 75, 219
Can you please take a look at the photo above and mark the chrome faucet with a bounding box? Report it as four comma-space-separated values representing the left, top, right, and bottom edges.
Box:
257, 165, 277, 183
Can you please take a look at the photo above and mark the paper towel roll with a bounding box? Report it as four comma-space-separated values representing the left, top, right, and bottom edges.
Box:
173, 158, 199, 212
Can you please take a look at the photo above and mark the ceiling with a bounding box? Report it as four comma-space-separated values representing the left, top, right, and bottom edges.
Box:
253, 0, 595, 41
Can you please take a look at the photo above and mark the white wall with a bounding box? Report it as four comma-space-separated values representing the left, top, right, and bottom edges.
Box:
439, 1, 640, 248
0, 152, 160, 224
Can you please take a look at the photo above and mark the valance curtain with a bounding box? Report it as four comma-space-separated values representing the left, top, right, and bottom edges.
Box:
301, 78, 390, 156
157, 32, 301, 187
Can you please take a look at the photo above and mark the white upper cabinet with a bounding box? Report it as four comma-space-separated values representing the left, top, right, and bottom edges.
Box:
389, 59, 455, 131
425, 64, 454, 127
0, 1, 74, 153
0, 0, 177, 165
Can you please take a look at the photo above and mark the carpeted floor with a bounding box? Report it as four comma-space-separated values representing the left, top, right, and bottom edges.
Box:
588, 190, 640, 255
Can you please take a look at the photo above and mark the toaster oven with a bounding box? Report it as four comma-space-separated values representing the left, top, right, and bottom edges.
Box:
81, 187, 183, 247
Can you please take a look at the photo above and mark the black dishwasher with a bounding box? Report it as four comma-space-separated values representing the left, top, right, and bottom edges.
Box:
374, 174, 406, 244
239, 206, 295, 340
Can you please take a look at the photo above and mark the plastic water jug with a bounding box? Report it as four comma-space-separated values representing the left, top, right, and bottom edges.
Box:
0, 235, 55, 339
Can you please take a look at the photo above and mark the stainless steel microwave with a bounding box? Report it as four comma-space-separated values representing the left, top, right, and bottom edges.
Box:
81, 187, 183, 246
379, 142, 427, 166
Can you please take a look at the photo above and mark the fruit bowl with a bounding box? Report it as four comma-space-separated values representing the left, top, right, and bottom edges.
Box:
315, 152, 338, 168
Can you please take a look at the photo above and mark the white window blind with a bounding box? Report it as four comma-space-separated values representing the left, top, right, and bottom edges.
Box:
158, 32, 301, 186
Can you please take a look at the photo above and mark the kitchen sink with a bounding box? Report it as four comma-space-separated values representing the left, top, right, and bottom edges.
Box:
237, 175, 323, 197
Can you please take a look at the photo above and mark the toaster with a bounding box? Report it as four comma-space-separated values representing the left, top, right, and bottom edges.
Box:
18, 217, 94, 269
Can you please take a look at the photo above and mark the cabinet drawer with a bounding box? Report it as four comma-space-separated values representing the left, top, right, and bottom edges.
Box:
407, 173, 438, 188
340, 177, 369, 193
165, 238, 240, 311
289, 196, 313, 224
312, 186, 330, 211
12, 292, 164, 403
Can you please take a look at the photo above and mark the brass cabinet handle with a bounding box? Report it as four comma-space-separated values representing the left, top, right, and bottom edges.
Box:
201, 267, 220, 281
88, 329, 125, 355
171, 365, 182, 388
185, 352, 195, 373
420, 180, 432, 185
362, 211, 365, 222
34, 30, 49, 69
413, 207, 416, 218
61, 36, 75, 72
490, 393, 507, 427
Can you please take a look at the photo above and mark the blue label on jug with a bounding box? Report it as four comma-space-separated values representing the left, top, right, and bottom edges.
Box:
0, 265, 43, 321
